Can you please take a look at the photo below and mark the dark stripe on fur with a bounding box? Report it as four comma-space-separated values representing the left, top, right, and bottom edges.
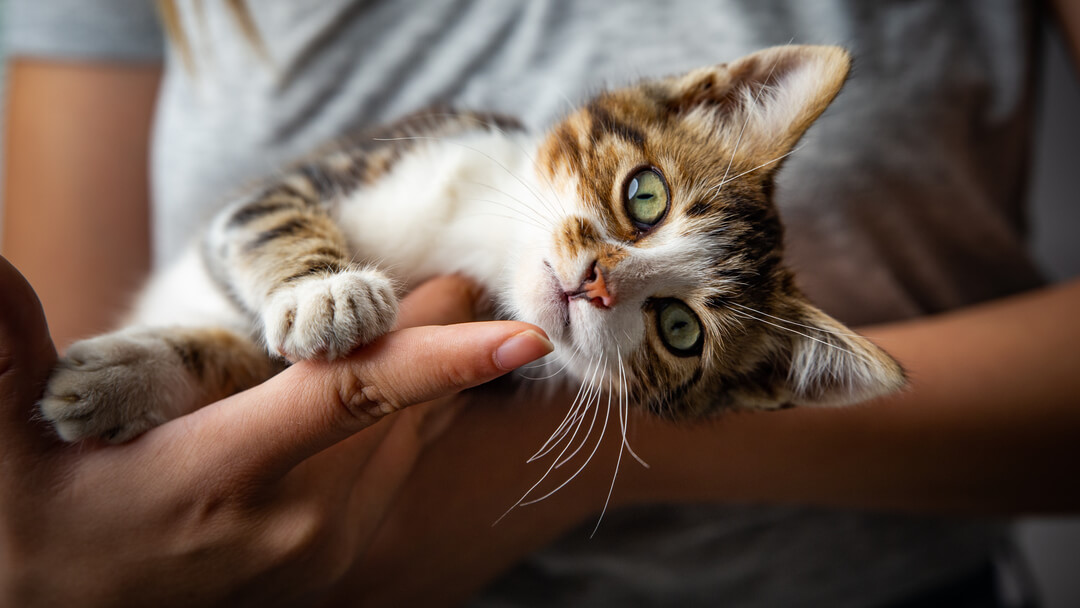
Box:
588, 103, 646, 147
309, 246, 346, 259
686, 200, 713, 218
667, 366, 704, 405
227, 199, 300, 229
298, 165, 337, 198
283, 259, 346, 283
705, 294, 733, 310
168, 339, 206, 380
245, 217, 311, 252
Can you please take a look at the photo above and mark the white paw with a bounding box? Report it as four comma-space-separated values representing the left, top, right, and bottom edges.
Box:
39, 332, 196, 443
262, 269, 398, 361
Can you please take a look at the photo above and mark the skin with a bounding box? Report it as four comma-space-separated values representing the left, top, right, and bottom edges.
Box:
347, 280, 1080, 606
347, 3, 1080, 603
2, 60, 159, 350
0, 261, 552, 606
2, 2, 1078, 605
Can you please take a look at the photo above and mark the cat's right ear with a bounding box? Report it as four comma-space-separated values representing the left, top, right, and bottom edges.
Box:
659, 45, 851, 166
777, 302, 906, 408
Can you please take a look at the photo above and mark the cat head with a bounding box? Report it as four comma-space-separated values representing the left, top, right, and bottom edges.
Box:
506, 45, 904, 417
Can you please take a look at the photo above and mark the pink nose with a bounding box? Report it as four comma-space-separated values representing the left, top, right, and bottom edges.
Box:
579, 262, 615, 309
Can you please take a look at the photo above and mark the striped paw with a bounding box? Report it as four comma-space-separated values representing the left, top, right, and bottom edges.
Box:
39, 331, 198, 443
262, 268, 399, 361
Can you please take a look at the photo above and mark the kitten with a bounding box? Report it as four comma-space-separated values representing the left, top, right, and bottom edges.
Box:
40, 45, 903, 444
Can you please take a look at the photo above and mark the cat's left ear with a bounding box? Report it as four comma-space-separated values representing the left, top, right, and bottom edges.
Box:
775, 301, 905, 408
663, 45, 851, 165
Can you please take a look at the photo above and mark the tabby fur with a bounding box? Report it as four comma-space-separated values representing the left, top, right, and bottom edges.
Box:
41, 45, 903, 443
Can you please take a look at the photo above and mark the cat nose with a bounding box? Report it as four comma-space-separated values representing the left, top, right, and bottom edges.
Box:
573, 261, 615, 309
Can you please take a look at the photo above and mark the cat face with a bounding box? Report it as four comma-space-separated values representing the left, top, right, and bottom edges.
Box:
507, 45, 904, 418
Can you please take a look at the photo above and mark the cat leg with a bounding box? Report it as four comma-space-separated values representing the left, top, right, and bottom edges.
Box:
204, 173, 398, 361
40, 326, 280, 443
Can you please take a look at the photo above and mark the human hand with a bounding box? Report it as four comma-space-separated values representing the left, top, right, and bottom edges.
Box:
336, 379, 641, 605
348, 279, 1080, 607
0, 256, 552, 607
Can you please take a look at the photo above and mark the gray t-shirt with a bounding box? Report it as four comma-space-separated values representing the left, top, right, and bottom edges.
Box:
6, 1, 1044, 606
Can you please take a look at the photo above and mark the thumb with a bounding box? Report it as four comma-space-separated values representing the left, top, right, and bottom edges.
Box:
196, 321, 553, 480
0, 256, 59, 456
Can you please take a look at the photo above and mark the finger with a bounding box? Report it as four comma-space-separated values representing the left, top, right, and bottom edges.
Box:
195, 321, 553, 482
0, 256, 61, 456
316, 274, 481, 478
394, 275, 480, 330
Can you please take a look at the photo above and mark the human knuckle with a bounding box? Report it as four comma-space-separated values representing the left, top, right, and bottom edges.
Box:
333, 369, 388, 425
441, 359, 482, 390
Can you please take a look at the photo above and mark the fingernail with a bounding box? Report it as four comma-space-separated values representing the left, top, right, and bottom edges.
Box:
495, 329, 554, 371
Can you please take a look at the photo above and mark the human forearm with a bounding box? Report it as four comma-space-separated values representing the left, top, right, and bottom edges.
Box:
2, 59, 161, 350
621, 280, 1080, 513
338, 282, 1080, 606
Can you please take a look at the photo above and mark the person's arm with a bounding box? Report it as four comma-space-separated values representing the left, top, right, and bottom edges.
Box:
1, 59, 160, 350
335, 9, 1080, 604
626, 279, 1080, 512
338, 280, 1080, 607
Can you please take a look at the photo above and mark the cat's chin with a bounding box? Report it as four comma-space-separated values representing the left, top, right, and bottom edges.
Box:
505, 256, 567, 341
532, 270, 573, 344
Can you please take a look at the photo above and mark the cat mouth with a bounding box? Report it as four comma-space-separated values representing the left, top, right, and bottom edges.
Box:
543, 261, 572, 330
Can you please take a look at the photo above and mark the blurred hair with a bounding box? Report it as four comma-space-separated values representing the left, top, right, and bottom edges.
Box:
156, 0, 268, 73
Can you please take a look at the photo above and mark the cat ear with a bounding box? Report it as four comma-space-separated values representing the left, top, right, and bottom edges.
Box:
776, 301, 905, 408
663, 45, 851, 165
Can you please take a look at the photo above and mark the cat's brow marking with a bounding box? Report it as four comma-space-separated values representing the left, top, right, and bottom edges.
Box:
587, 102, 646, 147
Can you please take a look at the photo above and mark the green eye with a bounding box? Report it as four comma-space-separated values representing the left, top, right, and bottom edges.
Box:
655, 299, 703, 356
624, 168, 669, 227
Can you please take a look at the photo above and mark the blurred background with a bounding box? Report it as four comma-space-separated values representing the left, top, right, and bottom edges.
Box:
1015, 16, 1080, 608
0, 3, 1076, 607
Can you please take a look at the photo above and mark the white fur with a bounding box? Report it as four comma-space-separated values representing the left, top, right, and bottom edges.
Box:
43, 46, 892, 445
262, 267, 398, 360
128, 246, 249, 332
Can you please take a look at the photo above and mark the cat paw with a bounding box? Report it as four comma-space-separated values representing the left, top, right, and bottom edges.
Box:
262, 268, 399, 361
39, 332, 196, 443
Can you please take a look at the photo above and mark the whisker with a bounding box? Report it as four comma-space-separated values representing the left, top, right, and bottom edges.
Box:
555, 356, 606, 468
515, 344, 580, 378
520, 361, 613, 507
373, 135, 553, 218
617, 345, 649, 469
461, 212, 548, 233
712, 58, 781, 199
459, 180, 557, 228
495, 356, 606, 525
528, 355, 599, 462
433, 113, 565, 222
729, 301, 861, 337
729, 309, 872, 362
708, 146, 803, 199
591, 402, 624, 539
546, 355, 605, 468
460, 194, 553, 228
